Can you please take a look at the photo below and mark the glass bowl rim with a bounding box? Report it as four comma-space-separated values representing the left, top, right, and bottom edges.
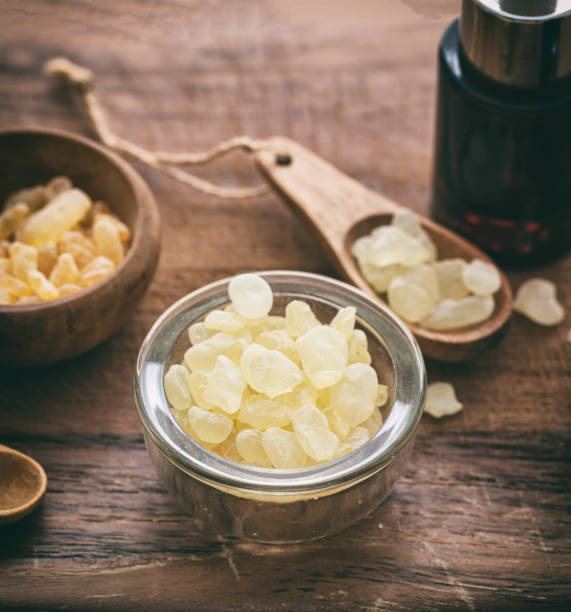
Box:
134, 270, 425, 497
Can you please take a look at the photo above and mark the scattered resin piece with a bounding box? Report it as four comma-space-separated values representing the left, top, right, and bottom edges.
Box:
421, 296, 494, 331
514, 279, 564, 326
262, 427, 307, 468
462, 259, 501, 296
424, 382, 463, 418
165, 273, 390, 470
431, 259, 469, 301
328, 363, 378, 427
164, 364, 192, 411
228, 273, 273, 319
296, 326, 348, 389
187, 406, 233, 444
388, 277, 433, 323
285, 300, 320, 338
240, 343, 303, 398
204, 355, 246, 414
292, 404, 339, 462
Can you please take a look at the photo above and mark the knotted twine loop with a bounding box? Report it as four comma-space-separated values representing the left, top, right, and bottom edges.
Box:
44, 57, 271, 199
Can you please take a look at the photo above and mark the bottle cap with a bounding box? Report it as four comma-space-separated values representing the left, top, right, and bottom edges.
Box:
460, 0, 571, 87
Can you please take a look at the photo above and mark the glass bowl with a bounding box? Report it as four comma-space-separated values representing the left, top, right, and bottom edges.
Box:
134, 271, 425, 542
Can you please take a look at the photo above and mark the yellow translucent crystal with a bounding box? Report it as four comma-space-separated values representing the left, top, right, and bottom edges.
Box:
9, 242, 38, 281
262, 427, 307, 469
204, 355, 246, 414
0, 274, 33, 297
329, 363, 378, 427
80, 256, 115, 288
164, 364, 192, 411
20, 188, 91, 247
0, 203, 30, 241
37, 242, 59, 277
285, 300, 319, 338
240, 343, 304, 398
27, 269, 58, 300
59, 231, 96, 269
296, 325, 348, 389
291, 404, 339, 462
93, 214, 123, 266
187, 406, 233, 444
49, 253, 80, 287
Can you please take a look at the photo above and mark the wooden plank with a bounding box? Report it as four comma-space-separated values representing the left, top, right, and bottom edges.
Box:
0, 0, 569, 609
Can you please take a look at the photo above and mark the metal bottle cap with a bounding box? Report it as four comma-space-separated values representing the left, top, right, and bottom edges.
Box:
460, 0, 571, 87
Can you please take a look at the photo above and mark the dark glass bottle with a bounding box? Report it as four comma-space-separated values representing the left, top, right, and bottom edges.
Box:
431, 0, 571, 266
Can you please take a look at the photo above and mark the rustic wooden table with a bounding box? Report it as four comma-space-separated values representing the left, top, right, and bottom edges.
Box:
1, 1, 569, 610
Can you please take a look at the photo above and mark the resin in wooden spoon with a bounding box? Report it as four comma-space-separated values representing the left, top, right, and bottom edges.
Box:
255, 137, 512, 362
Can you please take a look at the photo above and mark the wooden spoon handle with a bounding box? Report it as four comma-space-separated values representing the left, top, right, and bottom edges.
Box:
255, 137, 401, 259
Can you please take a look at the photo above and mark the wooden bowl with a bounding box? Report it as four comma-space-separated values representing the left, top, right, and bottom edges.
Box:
0, 128, 161, 368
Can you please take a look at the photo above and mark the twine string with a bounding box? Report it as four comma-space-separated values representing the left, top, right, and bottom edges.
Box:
44, 57, 270, 199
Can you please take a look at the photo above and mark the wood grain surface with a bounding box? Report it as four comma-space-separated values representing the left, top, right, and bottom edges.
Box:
0, 1, 569, 610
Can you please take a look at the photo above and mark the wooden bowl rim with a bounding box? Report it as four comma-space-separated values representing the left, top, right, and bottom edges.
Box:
0, 126, 158, 315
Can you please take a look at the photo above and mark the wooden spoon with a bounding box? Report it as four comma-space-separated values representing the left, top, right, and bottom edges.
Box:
255, 137, 512, 362
0, 444, 47, 524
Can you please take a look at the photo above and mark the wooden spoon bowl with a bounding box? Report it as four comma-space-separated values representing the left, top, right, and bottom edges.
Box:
256, 137, 512, 362
0, 128, 161, 368
0, 444, 47, 524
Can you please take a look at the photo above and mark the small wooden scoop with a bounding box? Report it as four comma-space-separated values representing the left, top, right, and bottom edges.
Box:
0, 444, 47, 524
256, 137, 512, 362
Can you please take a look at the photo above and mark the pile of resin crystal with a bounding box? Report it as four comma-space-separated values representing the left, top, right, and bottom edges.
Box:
164, 273, 388, 469
351, 211, 501, 330
0, 177, 130, 304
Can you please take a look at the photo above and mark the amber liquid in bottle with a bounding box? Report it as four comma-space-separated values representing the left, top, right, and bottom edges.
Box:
431, 21, 571, 266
